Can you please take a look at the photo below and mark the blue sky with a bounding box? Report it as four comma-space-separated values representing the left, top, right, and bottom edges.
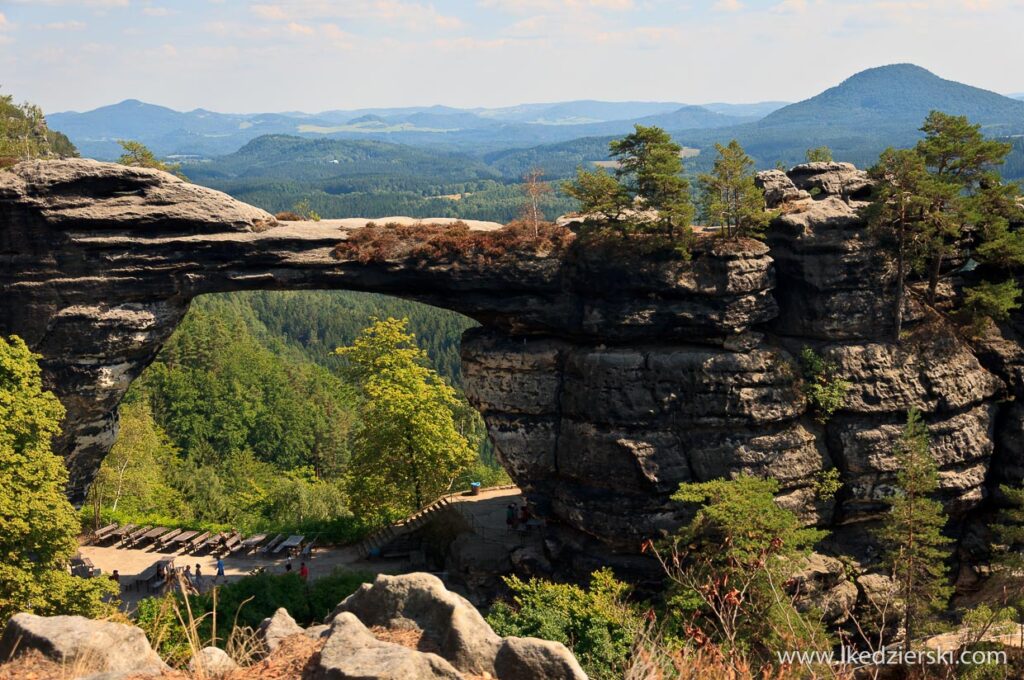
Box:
1, 0, 1022, 114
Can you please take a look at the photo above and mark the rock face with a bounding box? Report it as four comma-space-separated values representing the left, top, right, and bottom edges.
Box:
324, 573, 587, 680
258, 607, 304, 653
314, 612, 464, 680
0, 612, 168, 677
0, 158, 1020, 569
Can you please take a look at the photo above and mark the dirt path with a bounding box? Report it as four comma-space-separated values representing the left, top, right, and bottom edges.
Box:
81, 487, 525, 610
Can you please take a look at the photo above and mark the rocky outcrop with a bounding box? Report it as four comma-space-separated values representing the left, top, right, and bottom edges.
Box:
0, 613, 168, 678
189, 646, 238, 677
758, 162, 1008, 531
328, 573, 587, 679
313, 613, 464, 680
258, 607, 305, 653
1, 157, 1021, 574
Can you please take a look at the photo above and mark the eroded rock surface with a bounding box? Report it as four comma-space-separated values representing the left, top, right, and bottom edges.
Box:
325, 573, 586, 680
0, 613, 168, 678
1, 157, 1020, 571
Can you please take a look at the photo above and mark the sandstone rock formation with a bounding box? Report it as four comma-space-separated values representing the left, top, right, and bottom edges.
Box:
313, 612, 464, 680
258, 607, 305, 653
324, 573, 587, 680
189, 646, 238, 677
0, 612, 168, 678
1, 157, 1020, 575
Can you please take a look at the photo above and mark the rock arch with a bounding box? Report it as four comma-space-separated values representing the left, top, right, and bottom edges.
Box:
2, 159, 1018, 560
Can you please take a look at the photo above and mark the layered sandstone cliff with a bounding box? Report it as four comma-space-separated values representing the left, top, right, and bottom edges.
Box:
1, 158, 1020, 569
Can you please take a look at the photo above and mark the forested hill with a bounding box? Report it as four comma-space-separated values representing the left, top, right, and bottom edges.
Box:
185, 135, 576, 222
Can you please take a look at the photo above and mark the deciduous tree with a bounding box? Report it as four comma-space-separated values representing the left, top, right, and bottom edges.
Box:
336, 318, 475, 523
0, 336, 117, 624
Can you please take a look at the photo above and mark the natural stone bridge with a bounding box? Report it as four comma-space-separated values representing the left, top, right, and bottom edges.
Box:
2, 158, 1021, 564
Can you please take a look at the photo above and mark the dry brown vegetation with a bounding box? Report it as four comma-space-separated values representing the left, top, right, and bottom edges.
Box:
333, 220, 575, 267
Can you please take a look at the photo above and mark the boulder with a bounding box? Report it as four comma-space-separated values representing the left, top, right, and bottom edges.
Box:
189, 646, 238, 676
258, 607, 304, 653
312, 612, 463, 680
0, 613, 167, 677
494, 636, 588, 680
789, 553, 857, 625
755, 169, 811, 208
305, 623, 331, 640
332, 573, 502, 676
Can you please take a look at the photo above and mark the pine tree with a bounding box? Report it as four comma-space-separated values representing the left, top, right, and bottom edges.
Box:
866, 148, 950, 341
564, 125, 694, 243
805, 146, 834, 163
914, 112, 1013, 305
117, 139, 187, 180
698, 140, 771, 239
875, 408, 951, 648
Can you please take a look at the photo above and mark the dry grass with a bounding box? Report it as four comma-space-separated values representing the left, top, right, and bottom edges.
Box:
333, 219, 575, 268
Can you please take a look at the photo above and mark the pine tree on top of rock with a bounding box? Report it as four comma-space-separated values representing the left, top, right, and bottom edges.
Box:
698, 140, 773, 240
564, 125, 695, 246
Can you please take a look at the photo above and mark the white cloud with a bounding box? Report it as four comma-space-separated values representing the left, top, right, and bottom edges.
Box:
8, 0, 130, 6
0, 12, 8, 29
286, 21, 315, 35
249, 1, 463, 30
482, 0, 633, 11
142, 7, 175, 16
712, 0, 744, 11
251, 4, 289, 20
772, 0, 808, 12
41, 20, 88, 29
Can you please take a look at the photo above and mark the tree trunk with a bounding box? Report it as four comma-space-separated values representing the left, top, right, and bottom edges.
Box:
894, 221, 907, 343
926, 252, 944, 306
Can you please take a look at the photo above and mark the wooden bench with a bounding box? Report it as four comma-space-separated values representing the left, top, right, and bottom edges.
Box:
92, 523, 119, 544
156, 528, 183, 549
262, 534, 285, 555
184, 531, 211, 553
275, 535, 304, 555
136, 527, 171, 546
124, 525, 152, 547
237, 534, 267, 555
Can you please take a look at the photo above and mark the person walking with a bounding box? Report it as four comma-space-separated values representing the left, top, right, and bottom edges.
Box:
215, 557, 225, 584
505, 503, 516, 532
194, 564, 203, 592
299, 562, 309, 581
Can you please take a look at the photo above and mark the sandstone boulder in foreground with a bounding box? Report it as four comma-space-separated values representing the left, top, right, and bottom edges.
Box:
329, 572, 587, 679
0, 612, 167, 677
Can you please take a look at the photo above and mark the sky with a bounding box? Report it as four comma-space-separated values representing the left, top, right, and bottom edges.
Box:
1, 0, 1022, 114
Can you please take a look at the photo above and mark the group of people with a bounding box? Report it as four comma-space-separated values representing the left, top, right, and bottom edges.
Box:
505, 503, 531, 532
151, 557, 228, 594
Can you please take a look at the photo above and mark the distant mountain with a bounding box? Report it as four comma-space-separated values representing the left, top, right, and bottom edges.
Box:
477, 100, 686, 124
757, 64, 1024, 133
700, 101, 789, 118
1011, 93, 1024, 101
491, 64, 1024, 179
48, 98, 758, 159
48, 99, 341, 159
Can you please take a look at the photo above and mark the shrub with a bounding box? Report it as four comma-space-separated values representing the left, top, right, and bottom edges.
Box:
135, 568, 373, 666
487, 569, 641, 680
333, 220, 574, 268
798, 348, 850, 423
